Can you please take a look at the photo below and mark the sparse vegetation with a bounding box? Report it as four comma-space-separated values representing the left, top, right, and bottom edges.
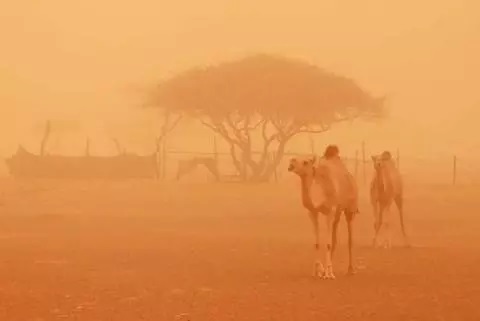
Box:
148, 54, 384, 182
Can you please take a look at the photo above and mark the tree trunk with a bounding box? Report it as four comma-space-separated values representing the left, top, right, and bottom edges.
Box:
223, 142, 250, 181
225, 138, 288, 183
259, 138, 287, 182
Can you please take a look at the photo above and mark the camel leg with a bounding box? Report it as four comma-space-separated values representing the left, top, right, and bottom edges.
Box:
382, 204, 392, 249
395, 195, 410, 247
331, 208, 342, 256
323, 211, 336, 280
309, 211, 324, 278
373, 203, 383, 248
346, 210, 356, 275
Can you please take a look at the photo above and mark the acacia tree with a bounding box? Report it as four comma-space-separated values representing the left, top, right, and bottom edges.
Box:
148, 54, 383, 182
154, 110, 182, 156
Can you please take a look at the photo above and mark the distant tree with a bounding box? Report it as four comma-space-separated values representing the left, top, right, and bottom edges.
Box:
123, 83, 182, 154
154, 110, 182, 156
148, 54, 384, 182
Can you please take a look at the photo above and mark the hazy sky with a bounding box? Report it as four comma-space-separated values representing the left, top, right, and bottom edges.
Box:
1, 0, 479, 157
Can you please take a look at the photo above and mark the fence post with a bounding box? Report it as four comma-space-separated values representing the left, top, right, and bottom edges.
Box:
272, 152, 278, 183
85, 137, 90, 157
362, 141, 366, 185
213, 135, 218, 168
213, 135, 220, 182
162, 138, 167, 180
308, 133, 315, 155
40, 120, 51, 156
453, 155, 457, 185
354, 150, 359, 182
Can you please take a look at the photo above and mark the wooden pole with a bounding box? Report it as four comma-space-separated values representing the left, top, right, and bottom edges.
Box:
85, 137, 90, 156
362, 141, 366, 185
112, 138, 122, 155
453, 155, 457, 185
162, 138, 167, 180
40, 120, 51, 156
154, 137, 161, 180
213, 135, 220, 182
308, 133, 315, 155
354, 150, 359, 182
242, 152, 247, 181
213, 135, 218, 169
272, 152, 278, 183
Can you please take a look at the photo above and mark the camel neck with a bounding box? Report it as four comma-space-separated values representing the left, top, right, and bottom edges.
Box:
300, 175, 315, 212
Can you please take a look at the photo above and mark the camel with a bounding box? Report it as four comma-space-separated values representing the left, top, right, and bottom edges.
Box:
288, 145, 358, 279
176, 157, 220, 182
370, 151, 409, 248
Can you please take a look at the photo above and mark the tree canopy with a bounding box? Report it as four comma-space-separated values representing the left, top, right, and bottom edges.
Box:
147, 54, 384, 181
150, 54, 382, 122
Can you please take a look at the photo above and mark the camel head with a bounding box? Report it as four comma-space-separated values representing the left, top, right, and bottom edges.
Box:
371, 155, 383, 171
287, 156, 317, 177
371, 151, 392, 171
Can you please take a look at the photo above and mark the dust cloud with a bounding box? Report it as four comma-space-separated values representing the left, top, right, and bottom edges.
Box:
1, 0, 479, 158
1, 1, 480, 320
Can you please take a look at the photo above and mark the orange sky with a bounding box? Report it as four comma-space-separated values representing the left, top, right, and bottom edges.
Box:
1, 0, 479, 157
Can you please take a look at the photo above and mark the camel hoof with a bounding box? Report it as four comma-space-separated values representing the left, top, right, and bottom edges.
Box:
347, 267, 356, 275
323, 273, 336, 280
313, 262, 325, 278
313, 271, 325, 278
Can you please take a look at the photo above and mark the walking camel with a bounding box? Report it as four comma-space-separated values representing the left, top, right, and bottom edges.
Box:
370, 151, 410, 248
288, 145, 358, 279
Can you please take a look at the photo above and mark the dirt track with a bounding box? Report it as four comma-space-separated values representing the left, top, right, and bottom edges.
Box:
0, 179, 479, 321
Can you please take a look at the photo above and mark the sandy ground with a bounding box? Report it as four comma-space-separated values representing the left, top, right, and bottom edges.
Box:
0, 178, 479, 321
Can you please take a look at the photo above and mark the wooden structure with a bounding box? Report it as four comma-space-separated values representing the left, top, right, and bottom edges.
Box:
5, 146, 157, 179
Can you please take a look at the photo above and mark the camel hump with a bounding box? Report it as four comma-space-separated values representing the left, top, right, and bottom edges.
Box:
381, 151, 392, 160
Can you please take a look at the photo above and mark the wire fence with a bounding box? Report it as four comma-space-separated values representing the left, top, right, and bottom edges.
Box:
159, 147, 480, 186
2, 140, 478, 185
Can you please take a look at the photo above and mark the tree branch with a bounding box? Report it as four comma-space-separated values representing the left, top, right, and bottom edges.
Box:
200, 119, 242, 148
200, 120, 221, 133
225, 116, 246, 143
167, 114, 182, 133
258, 121, 279, 171
249, 119, 263, 131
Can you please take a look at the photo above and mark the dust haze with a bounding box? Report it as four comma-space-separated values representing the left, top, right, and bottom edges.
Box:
2, 0, 479, 157
0, 1, 479, 320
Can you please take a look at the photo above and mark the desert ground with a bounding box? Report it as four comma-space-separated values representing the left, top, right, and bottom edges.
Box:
0, 177, 479, 321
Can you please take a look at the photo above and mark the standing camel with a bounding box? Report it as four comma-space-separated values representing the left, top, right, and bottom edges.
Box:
370, 151, 410, 248
288, 145, 358, 279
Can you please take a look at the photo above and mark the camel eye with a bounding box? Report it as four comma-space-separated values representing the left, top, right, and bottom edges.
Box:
303, 160, 308, 165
